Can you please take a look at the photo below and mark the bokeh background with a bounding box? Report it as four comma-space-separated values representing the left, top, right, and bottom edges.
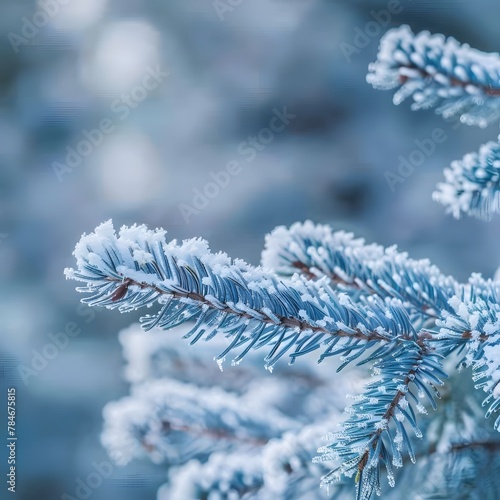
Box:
1, 0, 500, 498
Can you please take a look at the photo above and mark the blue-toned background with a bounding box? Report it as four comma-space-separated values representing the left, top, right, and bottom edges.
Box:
1, 0, 500, 498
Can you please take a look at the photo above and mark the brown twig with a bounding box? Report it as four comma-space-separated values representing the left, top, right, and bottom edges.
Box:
399, 67, 500, 96
105, 275, 392, 343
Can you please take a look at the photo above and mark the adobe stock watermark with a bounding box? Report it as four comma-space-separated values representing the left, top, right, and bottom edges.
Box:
178, 106, 296, 223
213, 0, 244, 20
61, 461, 114, 500
8, 0, 72, 53
385, 128, 448, 192
442, 93, 500, 131
213, 0, 311, 21
340, 0, 409, 62
53, 65, 169, 183
17, 303, 98, 385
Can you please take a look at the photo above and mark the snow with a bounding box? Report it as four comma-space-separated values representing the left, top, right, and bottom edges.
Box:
434, 135, 500, 220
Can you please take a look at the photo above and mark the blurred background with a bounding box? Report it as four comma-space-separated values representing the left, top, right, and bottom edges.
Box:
1, 0, 500, 498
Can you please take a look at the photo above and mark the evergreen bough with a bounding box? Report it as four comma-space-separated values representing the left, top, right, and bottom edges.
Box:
368, 25, 500, 220
66, 25, 500, 500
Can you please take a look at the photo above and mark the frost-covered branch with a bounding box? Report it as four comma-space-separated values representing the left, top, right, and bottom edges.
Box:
119, 322, 352, 419
158, 420, 349, 500
65, 221, 421, 371
66, 220, 500, 500
158, 452, 265, 500
262, 421, 347, 498
438, 285, 500, 429
315, 339, 446, 498
101, 379, 294, 466
262, 221, 459, 318
367, 25, 500, 128
433, 135, 500, 219
368, 25, 500, 220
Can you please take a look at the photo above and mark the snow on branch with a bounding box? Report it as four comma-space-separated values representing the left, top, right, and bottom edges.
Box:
119, 323, 349, 419
262, 221, 458, 318
315, 340, 446, 498
262, 421, 346, 498
433, 135, 500, 219
65, 221, 419, 371
159, 420, 348, 500
438, 284, 500, 429
158, 452, 264, 500
101, 379, 294, 466
66, 220, 491, 500
367, 25, 500, 128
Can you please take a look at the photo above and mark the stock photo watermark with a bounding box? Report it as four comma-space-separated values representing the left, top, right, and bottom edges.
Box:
17, 303, 98, 385
340, 0, 408, 62
384, 92, 500, 192
8, 0, 71, 53
213, 0, 312, 21
52, 65, 169, 183
6, 388, 17, 494
213, 0, 244, 21
61, 461, 114, 500
384, 128, 447, 192
178, 106, 296, 223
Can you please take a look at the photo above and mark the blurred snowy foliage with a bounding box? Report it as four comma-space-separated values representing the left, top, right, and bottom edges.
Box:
5, 1, 500, 499
67, 219, 500, 498
106, 323, 357, 499
369, 26, 500, 220
109, 324, 500, 499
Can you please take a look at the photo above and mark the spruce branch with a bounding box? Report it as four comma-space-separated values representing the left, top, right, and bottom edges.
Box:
101, 379, 294, 466
159, 452, 265, 500
367, 25, 500, 128
118, 322, 348, 420
437, 285, 500, 429
315, 340, 446, 499
63, 18, 500, 500
262, 221, 459, 319
368, 25, 500, 221
160, 420, 351, 500
66, 220, 495, 500
65, 221, 419, 371
433, 135, 500, 219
